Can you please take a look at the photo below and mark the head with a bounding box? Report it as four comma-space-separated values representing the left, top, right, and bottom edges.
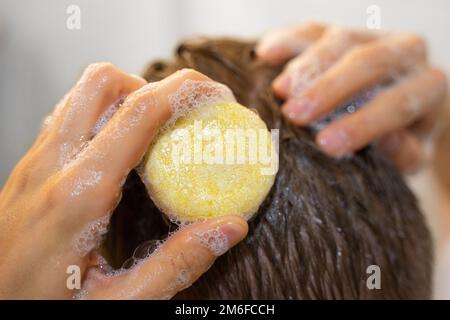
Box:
103, 38, 432, 299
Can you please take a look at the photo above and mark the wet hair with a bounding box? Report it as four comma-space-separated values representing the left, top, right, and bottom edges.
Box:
103, 38, 433, 299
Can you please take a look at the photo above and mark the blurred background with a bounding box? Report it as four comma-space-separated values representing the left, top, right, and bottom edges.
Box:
1, 0, 450, 297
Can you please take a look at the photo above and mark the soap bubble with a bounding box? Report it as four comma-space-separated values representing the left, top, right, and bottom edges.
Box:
93, 96, 125, 135
194, 227, 230, 256
166, 79, 235, 129
121, 239, 163, 270
73, 214, 110, 257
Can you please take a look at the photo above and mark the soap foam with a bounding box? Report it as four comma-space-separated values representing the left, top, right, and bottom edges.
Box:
165, 267, 192, 292
73, 214, 110, 257
102, 82, 161, 142
70, 169, 103, 197
120, 239, 163, 270
92, 96, 124, 135
311, 82, 389, 131
73, 288, 89, 300
59, 87, 91, 135
166, 79, 235, 129
60, 65, 113, 135
59, 141, 81, 167
75, 222, 227, 298
194, 226, 230, 256
111, 254, 165, 299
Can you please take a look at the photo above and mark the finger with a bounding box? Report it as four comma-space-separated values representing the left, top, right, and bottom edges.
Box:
375, 131, 425, 174
83, 216, 248, 299
51, 62, 146, 149
14, 64, 146, 188
79, 68, 213, 180
409, 92, 447, 137
256, 21, 326, 65
58, 69, 226, 220
272, 26, 378, 98
316, 67, 447, 156
283, 34, 427, 125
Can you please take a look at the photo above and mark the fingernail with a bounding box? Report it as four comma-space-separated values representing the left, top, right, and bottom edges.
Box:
282, 97, 316, 124
196, 217, 248, 257
218, 217, 248, 248
192, 217, 248, 257
317, 129, 350, 156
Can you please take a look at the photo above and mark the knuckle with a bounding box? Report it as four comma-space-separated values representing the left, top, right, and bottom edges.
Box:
77, 174, 120, 213
316, 27, 376, 63
398, 95, 421, 123
175, 68, 210, 82
292, 21, 326, 36
323, 25, 359, 42
427, 68, 448, 111
45, 168, 117, 212
165, 251, 196, 291
171, 250, 192, 273
82, 62, 119, 85
430, 68, 448, 89
44, 175, 71, 208
285, 55, 303, 71
180, 233, 213, 267
303, 20, 325, 30
399, 34, 427, 59
405, 34, 426, 49
347, 45, 372, 62
85, 62, 116, 75
127, 81, 159, 106
324, 25, 347, 37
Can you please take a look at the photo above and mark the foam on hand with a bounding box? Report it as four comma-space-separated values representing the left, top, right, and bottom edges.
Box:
140, 84, 278, 223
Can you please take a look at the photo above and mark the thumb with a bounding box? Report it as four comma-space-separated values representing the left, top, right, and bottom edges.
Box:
81, 215, 248, 299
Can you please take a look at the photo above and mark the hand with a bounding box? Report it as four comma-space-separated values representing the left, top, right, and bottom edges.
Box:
257, 22, 447, 173
0, 63, 248, 299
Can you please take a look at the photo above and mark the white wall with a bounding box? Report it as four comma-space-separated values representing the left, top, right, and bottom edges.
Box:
1, 0, 449, 184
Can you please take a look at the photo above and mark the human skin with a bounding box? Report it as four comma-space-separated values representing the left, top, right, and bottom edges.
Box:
257, 22, 448, 172
0, 22, 447, 299
0, 64, 248, 299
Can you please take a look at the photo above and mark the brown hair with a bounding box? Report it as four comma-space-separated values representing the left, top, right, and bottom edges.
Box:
104, 38, 432, 299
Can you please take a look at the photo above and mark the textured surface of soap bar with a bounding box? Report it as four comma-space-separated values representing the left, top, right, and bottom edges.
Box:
142, 101, 277, 222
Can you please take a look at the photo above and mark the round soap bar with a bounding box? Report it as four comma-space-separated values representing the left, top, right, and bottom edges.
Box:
142, 101, 277, 222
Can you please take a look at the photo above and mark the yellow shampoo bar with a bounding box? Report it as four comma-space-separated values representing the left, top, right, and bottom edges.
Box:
142, 101, 278, 222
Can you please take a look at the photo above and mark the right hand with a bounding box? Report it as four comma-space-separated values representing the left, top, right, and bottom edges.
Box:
257, 22, 448, 173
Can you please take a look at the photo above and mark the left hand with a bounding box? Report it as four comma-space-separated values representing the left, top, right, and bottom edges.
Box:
256, 22, 447, 173
0, 64, 248, 299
